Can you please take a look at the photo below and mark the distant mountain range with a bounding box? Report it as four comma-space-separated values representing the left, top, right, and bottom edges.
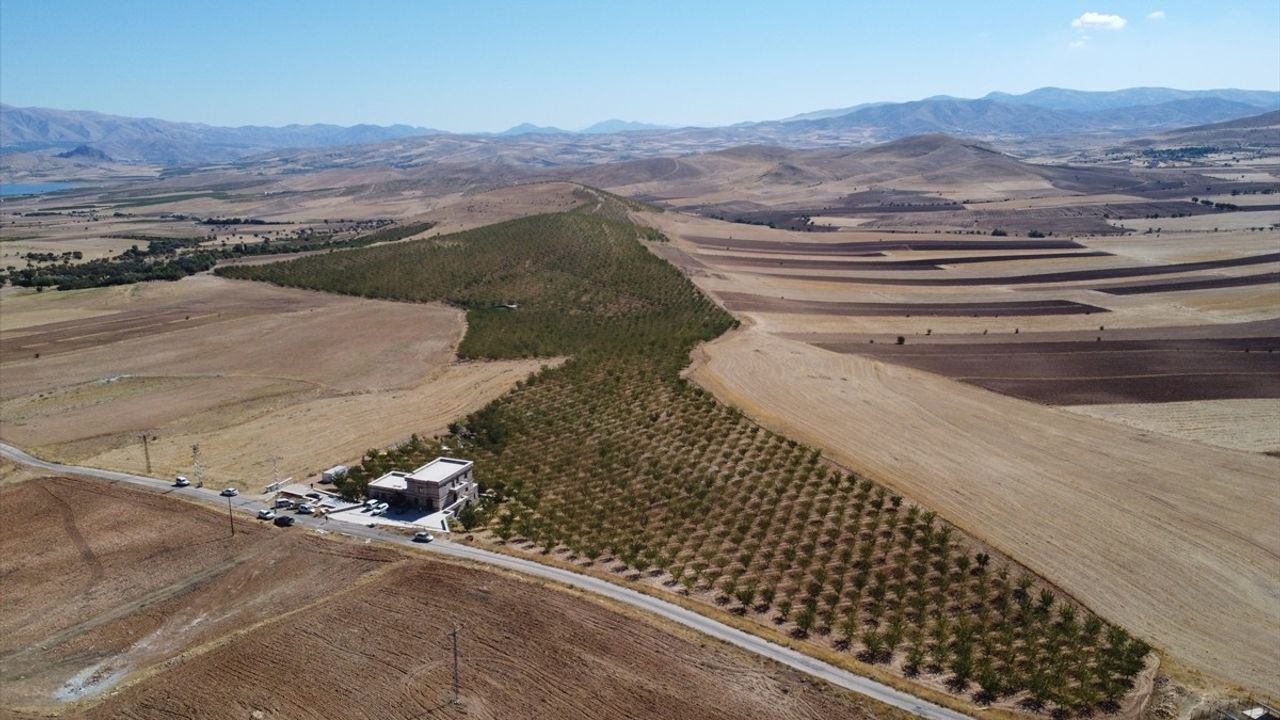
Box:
0, 104, 445, 164
1, 86, 1276, 167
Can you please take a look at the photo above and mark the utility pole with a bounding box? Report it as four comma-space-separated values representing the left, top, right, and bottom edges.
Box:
139, 433, 152, 475
227, 494, 236, 536
192, 444, 204, 488
449, 625, 462, 705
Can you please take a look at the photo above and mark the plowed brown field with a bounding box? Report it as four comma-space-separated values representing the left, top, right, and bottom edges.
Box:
0, 475, 893, 720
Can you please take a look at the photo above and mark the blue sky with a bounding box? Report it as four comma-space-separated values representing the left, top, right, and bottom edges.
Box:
2, 1, 1277, 132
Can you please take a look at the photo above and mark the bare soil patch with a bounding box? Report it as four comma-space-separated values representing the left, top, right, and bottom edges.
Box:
818, 335, 1280, 404
0, 476, 399, 712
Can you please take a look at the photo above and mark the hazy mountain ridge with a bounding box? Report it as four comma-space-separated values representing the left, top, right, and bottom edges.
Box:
2, 86, 1276, 169
980, 86, 1280, 112
0, 104, 443, 164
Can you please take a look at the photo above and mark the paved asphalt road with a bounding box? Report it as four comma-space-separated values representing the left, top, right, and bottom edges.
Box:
1, 442, 972, 720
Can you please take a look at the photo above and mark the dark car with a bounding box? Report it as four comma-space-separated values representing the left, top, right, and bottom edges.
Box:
273, 515, 295, 527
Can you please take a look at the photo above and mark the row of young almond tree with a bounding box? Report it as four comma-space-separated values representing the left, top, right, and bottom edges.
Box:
226, 209, 1151, 715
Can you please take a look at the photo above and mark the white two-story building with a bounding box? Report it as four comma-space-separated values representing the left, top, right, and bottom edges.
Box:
367, 457, 477, 512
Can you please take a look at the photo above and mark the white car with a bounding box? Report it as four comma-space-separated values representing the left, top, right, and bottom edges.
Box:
174, 476, 190, 487
370, 506, 386, 516
220, 487, 239, 497
412, 531, 433, 543
376, 501, 390, 512
257, 508, 276, 520
297, 503, 314, 514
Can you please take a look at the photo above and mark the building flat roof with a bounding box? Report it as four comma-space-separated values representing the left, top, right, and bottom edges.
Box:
408, 457, 472, 485
369, 471, 408, 491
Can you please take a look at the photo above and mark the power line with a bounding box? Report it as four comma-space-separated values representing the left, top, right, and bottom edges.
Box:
139, 433, 152, 475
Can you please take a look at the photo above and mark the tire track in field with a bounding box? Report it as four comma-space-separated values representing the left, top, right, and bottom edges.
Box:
39, 483, 104, 583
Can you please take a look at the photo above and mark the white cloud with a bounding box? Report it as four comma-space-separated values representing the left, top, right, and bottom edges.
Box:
1072, 12, 1128, 31
1070, 36, 1092, 48
1146, 10, 1166, 21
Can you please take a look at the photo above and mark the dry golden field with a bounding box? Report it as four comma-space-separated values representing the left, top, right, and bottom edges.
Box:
0, 275, 541, 488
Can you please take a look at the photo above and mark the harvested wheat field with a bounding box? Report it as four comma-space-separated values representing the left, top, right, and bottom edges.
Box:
0, 474, 893, 720
644, 209, 1280, 696
0, 275, 541, 487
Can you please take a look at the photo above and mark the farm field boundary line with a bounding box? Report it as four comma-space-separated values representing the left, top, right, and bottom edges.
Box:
701, 251, 1113, 272
1095, 272, 1280, 295
738, 251, 1280, 287
717, 292, 1110, 316
684, 236, 1088, 252
0, 441, 973, 720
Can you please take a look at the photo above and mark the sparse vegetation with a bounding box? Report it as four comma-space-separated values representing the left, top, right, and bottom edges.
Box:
1, 221, 434, 290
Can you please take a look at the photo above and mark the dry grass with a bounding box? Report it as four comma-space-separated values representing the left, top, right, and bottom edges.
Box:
0, 274, 539, 487
1062, 399, 1280, 454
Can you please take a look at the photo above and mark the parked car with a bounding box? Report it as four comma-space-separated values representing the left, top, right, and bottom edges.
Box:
274, 498, 293, 508
412, 531, 433, 543
273, 515, 295, 527
370, 506, 386, 516
376, 501, 390, 512
297, 503, 314, 514
174, 475, 190, 487
220, 487, 239, 497
257, 509, 276, 520
305, 492, 322, 500
363, 499, 378, 509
